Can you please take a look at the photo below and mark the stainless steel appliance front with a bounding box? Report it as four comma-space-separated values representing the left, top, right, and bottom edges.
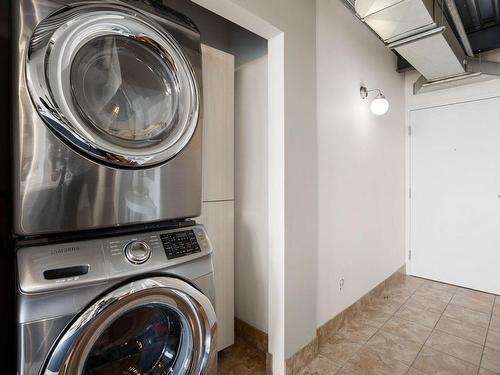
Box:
12, 0, 203, 236
17, 224, 218, 375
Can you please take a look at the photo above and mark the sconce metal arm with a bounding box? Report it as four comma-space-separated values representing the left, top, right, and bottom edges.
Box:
360, 86, 383, 99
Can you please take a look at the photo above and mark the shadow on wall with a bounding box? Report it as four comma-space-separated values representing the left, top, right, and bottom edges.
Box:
161, 0, 267, 67
234, 223, 267, 330
161, 0, 270, 335
234, 53, 269, 334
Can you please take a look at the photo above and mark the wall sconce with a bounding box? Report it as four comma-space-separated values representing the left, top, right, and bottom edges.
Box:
360, 86, 389, 115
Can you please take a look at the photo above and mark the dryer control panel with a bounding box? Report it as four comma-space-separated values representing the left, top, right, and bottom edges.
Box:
17, 224, 213, 294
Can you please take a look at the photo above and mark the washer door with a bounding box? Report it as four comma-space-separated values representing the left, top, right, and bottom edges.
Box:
42, 277, 217, 375
26, 3, 200, 168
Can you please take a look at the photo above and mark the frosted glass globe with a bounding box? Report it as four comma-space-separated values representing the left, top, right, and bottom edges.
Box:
370, 96, 389, 115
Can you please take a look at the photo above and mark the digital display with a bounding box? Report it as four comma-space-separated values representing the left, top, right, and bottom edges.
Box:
161, 230, 201, 259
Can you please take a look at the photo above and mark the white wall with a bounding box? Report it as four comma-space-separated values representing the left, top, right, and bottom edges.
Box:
195, 0, 319, 362
234, 54, 269, 333
316, 0, 406, 326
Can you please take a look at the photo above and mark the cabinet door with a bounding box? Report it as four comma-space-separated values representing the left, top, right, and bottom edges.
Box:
197, 200, 234, 350
201, 44, 234, 201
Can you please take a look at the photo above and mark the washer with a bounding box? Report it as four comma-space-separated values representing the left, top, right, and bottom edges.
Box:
12, 0, 204, 236
16, 224, 217, 375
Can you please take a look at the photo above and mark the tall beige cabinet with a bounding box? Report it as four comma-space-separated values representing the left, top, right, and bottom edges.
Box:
197, 44, 235, 351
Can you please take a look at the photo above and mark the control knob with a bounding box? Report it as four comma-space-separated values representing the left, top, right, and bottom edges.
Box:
124, 240, 151, 264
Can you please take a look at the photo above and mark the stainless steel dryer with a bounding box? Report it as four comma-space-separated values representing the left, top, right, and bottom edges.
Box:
17, 224, 217, 375
12, 0, 203, 236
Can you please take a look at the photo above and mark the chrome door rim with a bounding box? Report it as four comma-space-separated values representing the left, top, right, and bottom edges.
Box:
42, 277, 217, 375
26, 3, 200, 168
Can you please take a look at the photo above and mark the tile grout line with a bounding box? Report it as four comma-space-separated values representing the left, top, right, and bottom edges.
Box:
394, 280, 428, 375
389, 286, 487, 349
360, 277, 425, 375
419, 329, 485, 367
332, 280, 497, 375
404, 282, 458, 374
333, 276, 423, 374
477, 296, 495, 375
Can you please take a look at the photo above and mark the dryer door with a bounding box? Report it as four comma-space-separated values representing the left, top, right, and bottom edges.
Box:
26, 3, 200, 168
42, 277, 217, 375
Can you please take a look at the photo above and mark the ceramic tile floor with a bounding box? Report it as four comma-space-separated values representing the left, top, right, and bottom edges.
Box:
218, 335, 267, 374
300, 275, 500, 375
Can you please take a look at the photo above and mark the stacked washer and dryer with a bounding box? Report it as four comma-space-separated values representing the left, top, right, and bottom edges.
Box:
12, 0, 218, 374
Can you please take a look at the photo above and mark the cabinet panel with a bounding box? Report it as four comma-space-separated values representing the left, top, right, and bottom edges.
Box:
197, 200, 234, 351
201, 44, 234, 201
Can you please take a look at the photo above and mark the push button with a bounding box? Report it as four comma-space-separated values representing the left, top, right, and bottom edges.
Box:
124, 240, 151, 264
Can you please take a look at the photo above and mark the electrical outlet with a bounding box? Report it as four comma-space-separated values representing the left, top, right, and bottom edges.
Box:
339, 278, 345, 291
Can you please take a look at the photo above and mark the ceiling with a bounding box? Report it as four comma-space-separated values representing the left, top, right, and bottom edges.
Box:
342, 0, 500, 71
449, 0, 500, 53
392, 0, 500, 72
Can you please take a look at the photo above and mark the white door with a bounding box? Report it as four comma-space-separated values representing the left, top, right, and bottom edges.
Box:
410, 97, 500, 295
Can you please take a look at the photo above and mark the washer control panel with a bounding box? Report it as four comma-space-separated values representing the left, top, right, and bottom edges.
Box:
17, 224, 213, 294
161, 230, 201, 259
124, 240, 151, 264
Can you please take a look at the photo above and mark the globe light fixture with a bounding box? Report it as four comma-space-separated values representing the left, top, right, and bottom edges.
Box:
360, 86, 389, 115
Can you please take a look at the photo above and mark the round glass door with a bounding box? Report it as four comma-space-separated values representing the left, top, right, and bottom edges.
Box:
26, 4, 200, 167
83, 304, 191, 375
71, 35, 180, 146
42, 277, 217, 375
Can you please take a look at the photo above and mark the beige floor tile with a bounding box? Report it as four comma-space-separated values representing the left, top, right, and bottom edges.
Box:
407, 368, 428, 375
494, 298, 500, 317
413, 346, 479, 375
491, 316, 500, 332
487, 329, 500, 351
426, 329, 484, 365
377, 290, 411, 305
381, 289, 413, 302
394, 302, 442, 329
355, 306, 392, 328
400, 276, 425, 291
335, 366, 358, 375
381, 316, 433, 345
365, 330, 422, 365
296, 355, 342, 375
423, 280, 458, 294
383, 282, 417, 296
219, 364, 267, 375
407, 294, 449, 314
340, 347, 409, 375
414, 287, 454, 304
455, 288, 496, 303
335, 319, 378, 344
479, 367, 500, 375
218, 337, 267, 375
319, 337, 363, 366
482, 347, 500, 373
388, 279, 420, 292
368, 297, 405, 315
451, 291, 495, 314
436, 316, 488, 344
443, 303, 491, 328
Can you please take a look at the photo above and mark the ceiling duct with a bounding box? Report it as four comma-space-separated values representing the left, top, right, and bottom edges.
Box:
413, 56, 500, 93
356, 0, 467, 80
354, 0, 500, 92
